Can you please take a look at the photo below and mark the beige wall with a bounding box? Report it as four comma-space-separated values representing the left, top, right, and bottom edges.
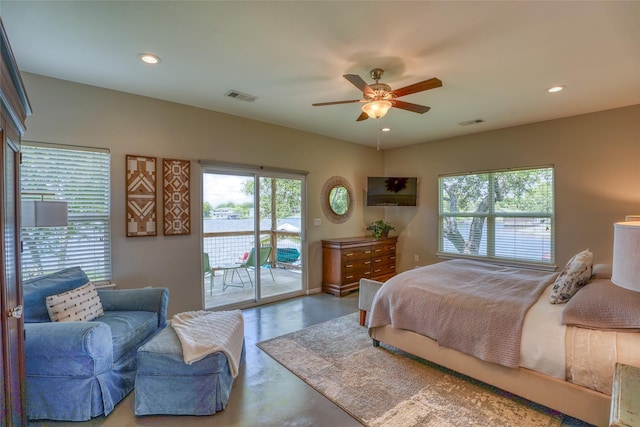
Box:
383, 104, 640, 272
21, 72, 640, 314
21, 73, 384, 315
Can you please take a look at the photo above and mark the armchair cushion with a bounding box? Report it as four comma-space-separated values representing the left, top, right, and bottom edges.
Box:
24, 266, 90, 323
98, 287, 169, 329
98, 311, 159, 361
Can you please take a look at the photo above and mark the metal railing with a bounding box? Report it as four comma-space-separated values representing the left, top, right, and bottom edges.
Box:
203, 230, 301, 269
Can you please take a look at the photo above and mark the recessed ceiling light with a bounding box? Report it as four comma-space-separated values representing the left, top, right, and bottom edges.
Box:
547, 85, 564, 93
381, 127, 391, 132
139, 53, 160, 64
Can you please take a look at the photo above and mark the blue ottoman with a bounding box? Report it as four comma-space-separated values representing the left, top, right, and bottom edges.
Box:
134, 326, 245, 416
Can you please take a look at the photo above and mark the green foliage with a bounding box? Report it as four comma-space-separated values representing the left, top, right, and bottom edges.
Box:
203, 201, 213, 218
242, 178, 301, 219
441, 168, 553, 255
366, 220, 395, 238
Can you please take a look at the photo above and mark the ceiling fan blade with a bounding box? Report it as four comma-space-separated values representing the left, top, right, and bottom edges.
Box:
392, 77, 442, 98
312, 99, 362, 106
392, 100, 431, 114
356, 111, 369, 121
343, 74, 375, 98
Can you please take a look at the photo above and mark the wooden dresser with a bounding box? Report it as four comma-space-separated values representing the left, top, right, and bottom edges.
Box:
322, 236, 397, 297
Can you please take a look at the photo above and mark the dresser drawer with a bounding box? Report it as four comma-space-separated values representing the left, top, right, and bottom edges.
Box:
372, 244, 396, 256
342, 270, 371, 284
341, 247, 372, 261
372, 263, 396, 277
372, 254, 396, 266
342, 258, 371, 272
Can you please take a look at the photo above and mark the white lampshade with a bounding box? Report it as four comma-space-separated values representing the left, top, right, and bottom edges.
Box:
22, 201, 68, 228
362, 100, 392, 119
611, 221, 640, 292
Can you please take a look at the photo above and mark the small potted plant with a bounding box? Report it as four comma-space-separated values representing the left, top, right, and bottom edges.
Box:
366, 220, 395, 238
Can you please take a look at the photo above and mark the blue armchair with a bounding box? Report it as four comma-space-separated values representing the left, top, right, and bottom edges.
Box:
23, 267, 169, 421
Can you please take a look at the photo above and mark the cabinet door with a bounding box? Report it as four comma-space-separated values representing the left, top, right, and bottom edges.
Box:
1, 127, 26, 426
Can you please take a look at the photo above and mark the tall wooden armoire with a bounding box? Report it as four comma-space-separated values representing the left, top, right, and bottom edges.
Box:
1, 17, 32, 427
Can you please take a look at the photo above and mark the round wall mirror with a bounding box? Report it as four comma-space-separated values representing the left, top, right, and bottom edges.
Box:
329, 185, 349, 215
321, 176, 354, 224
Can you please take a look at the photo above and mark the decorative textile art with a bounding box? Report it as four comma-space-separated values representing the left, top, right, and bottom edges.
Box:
162, 158, 190, 235
126, 155, 157, 237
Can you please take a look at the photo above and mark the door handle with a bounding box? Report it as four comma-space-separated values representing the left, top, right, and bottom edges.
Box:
8, 305, 23, 319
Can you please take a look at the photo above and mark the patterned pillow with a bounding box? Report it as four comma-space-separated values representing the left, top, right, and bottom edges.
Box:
549, 249, 594, 304
46, 281, 104, 322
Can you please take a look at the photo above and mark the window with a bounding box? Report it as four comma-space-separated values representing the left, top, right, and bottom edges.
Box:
439, 166, 554, 267
21, 142, 111, 282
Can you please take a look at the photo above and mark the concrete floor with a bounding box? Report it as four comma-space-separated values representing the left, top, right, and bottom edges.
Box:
28, 292, 363, 427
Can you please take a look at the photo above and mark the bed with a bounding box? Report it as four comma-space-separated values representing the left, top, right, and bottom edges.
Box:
366, 257, 640, 427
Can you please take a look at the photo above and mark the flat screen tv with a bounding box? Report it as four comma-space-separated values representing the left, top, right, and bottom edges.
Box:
366, 177, 418, 206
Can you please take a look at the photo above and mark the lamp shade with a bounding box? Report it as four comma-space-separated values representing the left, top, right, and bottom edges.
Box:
22, 200, 68, 227
612, 221, 640, 292
362, 100, 392, 119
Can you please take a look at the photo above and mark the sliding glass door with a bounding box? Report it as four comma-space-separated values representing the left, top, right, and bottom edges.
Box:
202, 168, 305, 309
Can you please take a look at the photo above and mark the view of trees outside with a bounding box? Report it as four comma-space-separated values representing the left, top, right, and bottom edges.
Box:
242, 178, 301, 220
202, 177, 301, 220
440, 167, 553, 260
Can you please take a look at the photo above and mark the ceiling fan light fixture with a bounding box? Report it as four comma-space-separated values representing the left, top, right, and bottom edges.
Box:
362, 100, 392, 119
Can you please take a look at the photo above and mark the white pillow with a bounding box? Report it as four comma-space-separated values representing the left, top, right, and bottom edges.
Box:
549, 249, 594, 304
46, 281, 104, 322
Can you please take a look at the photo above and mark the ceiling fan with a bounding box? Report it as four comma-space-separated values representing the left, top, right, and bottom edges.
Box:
312, 68, 442, 121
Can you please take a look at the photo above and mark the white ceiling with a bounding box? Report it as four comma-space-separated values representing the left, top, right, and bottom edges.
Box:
1, 1, 639, 149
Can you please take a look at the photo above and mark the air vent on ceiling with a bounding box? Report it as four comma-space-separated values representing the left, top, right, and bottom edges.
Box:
225, 90, 258, 102
458, 118, 485, 126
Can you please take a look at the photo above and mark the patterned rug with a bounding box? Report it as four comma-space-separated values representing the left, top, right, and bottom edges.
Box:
258, 313, 592, 427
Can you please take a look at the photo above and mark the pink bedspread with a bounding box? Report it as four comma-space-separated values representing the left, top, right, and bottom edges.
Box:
368, 259, 557, 368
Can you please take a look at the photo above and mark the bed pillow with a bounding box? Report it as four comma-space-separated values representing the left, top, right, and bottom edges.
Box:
549, 249, 593, 304
563, 279, 640, 330
591, 263, 612, 280
46, 281, 104, 322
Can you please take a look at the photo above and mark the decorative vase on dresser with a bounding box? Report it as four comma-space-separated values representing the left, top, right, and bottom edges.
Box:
322, 236, 397, 297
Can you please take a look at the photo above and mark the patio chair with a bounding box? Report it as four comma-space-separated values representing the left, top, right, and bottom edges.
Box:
223, 246, 274, 290
203, 252, 215, 294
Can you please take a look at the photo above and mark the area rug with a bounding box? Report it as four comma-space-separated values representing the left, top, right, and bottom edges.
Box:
258, 313, 589, 427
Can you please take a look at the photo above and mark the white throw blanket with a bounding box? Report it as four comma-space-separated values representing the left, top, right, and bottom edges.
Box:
170, 310, 244, 377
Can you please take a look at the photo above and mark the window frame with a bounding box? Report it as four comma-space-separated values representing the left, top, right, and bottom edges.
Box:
438, 165, 555, 270
20, 142, 112, 282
